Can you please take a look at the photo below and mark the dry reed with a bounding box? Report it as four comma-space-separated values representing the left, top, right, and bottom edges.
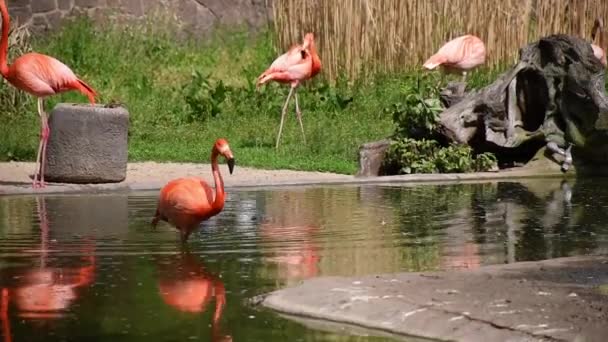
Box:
272, 0, 608, 81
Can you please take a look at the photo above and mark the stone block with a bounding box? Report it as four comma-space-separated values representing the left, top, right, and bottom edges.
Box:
356, 139, 391, 177
44, 103, 129, 184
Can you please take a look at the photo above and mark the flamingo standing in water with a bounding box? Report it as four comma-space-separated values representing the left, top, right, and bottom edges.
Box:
0, 0, 97, 188
257, 33, 322, 149
423, 34, 487, 83
591, 18, 607, 67
152, 138, 235, 243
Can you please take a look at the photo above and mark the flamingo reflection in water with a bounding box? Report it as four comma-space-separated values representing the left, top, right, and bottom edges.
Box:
156, 252, 231, 342
259, 192, 321, 284
0, 197, 96, 342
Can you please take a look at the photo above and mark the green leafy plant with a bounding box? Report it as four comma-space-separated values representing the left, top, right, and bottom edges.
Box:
385, 76, 442, 140
383, 138, 497, 174
381, 75, 498, 175
182, 70, 230, 123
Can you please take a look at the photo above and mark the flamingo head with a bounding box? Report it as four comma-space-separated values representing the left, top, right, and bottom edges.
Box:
302, 33, 315, 50
214, 138, 235, 174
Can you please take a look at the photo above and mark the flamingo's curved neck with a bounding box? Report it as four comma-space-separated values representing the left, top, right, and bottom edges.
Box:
210, 150, 225, 214
0, 0, 10, 77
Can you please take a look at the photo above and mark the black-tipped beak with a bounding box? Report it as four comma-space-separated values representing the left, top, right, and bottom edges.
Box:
227, 158, 235, 175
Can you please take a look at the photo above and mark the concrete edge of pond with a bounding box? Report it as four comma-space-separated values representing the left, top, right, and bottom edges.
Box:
260, 255, 608, 342
0, 161, 579, 196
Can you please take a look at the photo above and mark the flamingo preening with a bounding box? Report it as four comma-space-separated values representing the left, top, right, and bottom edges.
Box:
151, 138, 235, 243
423, 34, 487, 83
0, 0, 97, 188
257, 33, 321, 149
591, 18, 607, 67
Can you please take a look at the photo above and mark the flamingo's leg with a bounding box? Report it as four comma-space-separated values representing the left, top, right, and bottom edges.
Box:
32, 98, 47, 188
275, 86, 295, 149
294, 90, 306, 144
461, 71, 468, 83
151, 208, 161, 229
39, 98, 50, 188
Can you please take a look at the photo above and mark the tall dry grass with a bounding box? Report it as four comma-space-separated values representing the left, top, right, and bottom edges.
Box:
273, 0, 608, 80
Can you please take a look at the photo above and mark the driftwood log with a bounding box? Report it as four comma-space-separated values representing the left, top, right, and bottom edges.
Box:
437, 34, 608, 172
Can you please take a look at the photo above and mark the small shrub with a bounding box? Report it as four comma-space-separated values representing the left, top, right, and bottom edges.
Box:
182, 70, 229, 123
385, 76, 442, 140
383, 138, 497, 174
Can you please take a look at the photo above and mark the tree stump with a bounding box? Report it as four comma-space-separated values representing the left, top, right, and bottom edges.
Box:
44, 103, 129, 183
437, 34, 608, 172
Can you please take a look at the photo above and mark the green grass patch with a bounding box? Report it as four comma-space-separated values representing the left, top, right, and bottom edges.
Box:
0, 17, 513, 174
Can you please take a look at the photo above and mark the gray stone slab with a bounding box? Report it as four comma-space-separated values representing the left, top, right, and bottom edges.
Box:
44, 103, 129, 184
261, 256, 608, 342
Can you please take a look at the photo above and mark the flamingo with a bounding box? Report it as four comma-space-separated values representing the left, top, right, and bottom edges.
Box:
591, 18, 607, 67
257, 32, 322, 149
423, 34, 487, 83
151, 138, 235, 243
0, 0, 97, 188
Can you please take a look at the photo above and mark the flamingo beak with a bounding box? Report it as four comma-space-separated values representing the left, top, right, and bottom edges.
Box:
227, 158, 235, 175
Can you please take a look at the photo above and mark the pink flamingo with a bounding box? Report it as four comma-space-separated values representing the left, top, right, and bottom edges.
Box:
151, 138, 235, 243
0, 0, 97, 188
591, 18, 607, 67
423, 34, 487, 82
257, 33, 322, 149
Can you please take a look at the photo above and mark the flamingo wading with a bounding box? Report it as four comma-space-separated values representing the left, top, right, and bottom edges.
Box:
257, 33, 321, 149
423, 34, 487, 83
0, 0, 97, 188
152, 138, 235, 243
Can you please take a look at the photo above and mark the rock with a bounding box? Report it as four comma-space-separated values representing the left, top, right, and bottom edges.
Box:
356, 139, 390, 177
44, 103, 129, 184
437, 34, 608, 172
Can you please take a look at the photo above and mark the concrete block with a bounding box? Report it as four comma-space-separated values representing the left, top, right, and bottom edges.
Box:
356, 139, 390, 177
44, 103, 129, 184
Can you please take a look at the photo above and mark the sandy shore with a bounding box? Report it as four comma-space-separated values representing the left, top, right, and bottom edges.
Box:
0, 161, 355, 195
0, 161, 570, 195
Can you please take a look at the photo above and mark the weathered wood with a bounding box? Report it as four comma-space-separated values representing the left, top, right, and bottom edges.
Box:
437, 34, 608, 171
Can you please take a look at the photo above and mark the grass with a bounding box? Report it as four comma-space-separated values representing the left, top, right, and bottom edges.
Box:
0, 17, 528, 175
0, 17, 408, 174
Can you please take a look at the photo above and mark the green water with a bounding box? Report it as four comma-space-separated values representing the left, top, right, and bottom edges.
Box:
0, 178, 606, 341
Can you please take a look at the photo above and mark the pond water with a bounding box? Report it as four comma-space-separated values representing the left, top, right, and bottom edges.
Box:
1, 178, 607, 341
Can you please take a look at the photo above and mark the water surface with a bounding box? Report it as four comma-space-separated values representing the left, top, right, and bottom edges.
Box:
1, 178, 607, 341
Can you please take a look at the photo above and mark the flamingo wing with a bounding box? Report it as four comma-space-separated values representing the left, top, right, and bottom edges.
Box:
424, 35, 486, 70
257, 44, 312, 85
158, 177, 214, 221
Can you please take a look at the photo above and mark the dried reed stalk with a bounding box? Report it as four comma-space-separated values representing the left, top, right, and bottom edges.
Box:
272, 0, 608, 81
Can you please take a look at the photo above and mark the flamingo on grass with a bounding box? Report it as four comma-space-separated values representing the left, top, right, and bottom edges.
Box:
0, 0, 97, 188
423, 34, 487, 83
151, 138, 235, 243
257, 32, 322, 149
